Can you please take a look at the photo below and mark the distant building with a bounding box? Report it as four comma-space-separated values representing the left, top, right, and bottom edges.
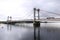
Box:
47, 17, 55, 19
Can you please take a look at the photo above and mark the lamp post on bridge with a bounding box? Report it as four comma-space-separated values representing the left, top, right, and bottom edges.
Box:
33, 8, 40, 40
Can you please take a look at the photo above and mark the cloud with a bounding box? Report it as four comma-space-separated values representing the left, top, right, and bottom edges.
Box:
34, 0, 60, 18
0, 0, 34, 20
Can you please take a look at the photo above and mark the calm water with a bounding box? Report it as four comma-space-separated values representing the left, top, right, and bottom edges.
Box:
0, 23, 60, 40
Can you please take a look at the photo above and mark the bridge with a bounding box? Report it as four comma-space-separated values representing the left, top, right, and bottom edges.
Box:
0, 8, 60, 25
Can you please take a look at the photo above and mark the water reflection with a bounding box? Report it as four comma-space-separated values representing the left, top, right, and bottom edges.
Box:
0, 23, 60, 40
0, 24, 34, 40
7, 24, 12, 31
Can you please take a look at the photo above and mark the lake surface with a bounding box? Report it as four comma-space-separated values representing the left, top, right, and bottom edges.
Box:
0, 23, 60, 40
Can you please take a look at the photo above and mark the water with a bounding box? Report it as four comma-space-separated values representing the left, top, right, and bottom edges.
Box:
0, 23, 60, 40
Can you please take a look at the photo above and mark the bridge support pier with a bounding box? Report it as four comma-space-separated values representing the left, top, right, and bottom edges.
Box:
33, 21, 40, 40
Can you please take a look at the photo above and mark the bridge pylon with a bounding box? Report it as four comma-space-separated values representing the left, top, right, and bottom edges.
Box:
33, 8, 40, 40
7, 16, 12, 22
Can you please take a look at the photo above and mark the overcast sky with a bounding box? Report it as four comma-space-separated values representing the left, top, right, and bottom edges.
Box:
0, 0, 60, 20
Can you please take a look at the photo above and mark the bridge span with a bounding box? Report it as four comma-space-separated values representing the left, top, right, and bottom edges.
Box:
0, 19, 60, 24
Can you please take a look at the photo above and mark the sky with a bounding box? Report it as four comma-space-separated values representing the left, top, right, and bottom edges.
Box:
0, 0, 60, 21
35, 0, 60, 18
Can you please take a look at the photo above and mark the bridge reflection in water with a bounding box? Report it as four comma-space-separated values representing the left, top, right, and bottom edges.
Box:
0, 23, 59, 40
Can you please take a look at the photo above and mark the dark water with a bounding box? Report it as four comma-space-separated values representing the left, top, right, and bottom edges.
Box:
0, 23, 60, 40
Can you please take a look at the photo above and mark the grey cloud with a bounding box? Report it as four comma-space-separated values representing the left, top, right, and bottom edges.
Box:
34, 0, 60, 18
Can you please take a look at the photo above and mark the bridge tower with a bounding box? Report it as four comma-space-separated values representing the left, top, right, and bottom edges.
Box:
7, 16, 12, 22
33, 8, 40, 40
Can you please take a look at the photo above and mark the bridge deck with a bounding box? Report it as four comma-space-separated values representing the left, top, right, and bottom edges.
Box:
0, 19, 60, 24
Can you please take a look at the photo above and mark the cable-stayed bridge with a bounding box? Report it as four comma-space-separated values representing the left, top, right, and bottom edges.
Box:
0, 8, 60, 25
